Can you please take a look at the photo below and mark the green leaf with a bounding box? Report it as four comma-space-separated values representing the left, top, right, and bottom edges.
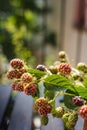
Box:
44, 74, 73, 91
44, 90, 55, 100
27, 68, 46, 78
65, 86, 87, 100
71, 87, 87, 99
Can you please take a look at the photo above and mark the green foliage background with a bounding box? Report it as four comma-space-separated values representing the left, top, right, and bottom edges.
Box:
0, 0, 57, 65
0, 0, 44, 63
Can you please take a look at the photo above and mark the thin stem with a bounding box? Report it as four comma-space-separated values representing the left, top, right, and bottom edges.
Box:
64, 92, 75, 96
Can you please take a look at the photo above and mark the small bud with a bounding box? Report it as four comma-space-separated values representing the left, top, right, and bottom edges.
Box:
76, 63, 87, 73
49, 66, 57, 74
58, 51, 66, 59
53, 107, 64, 118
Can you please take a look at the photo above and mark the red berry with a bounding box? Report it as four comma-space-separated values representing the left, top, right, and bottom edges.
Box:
11, 82, 18, 90
38, 105, 51, 116
24, 83, 37, 95
21, 73, 32, 83
11, 81, 24, 92
58, 63, 71, 75
38, 106, 48, 116
78, 105, 87, 119
19, 68, 26, 75
10, 58, 24, 69
34, 98, 48, 111
7, 69, 21, 79
15, 81, 24, 92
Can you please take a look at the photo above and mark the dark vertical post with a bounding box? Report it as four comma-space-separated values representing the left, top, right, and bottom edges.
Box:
76, 31, 82, 63
59, 0, 66, 50
41, 0, 48, 64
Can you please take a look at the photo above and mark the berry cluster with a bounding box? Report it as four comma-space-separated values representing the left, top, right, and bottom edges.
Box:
7, 59, 26, 79
7, 58, 37, 96
34, 97, 52, 116
6, 52, 87, 129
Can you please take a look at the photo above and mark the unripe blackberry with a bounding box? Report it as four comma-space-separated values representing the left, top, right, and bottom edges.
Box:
53, 107, 64, 118
11, 81, 24, 91
78, 105, 87, 119
36, 65, 46, 71
76, 63, 87, 73
72, 73, 83, 81
24, 82, 37, 95
38, 105, 51, 116
68, 112, 78, 126
7, 69, 21, 79
38, 106, 48, 116
21, 72, 32, 83
19, 68, 26, 75
62, 112, 71, 123
72, 96, 84, 106
34, 98, 48, 111
10, 58, 24, 69
15, 81, 24, 92
65, 122, 73, 130
40, 116, 48, 125
11, 82, 18, 90
58, 63, 71, 75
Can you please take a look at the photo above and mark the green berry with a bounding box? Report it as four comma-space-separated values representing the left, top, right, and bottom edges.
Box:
62, 112, 71, 123
49, 66, 57, 74
40, 116, 48, 125
58, 51, 66, 59
65, 122, 73, 130
76, 63, 87, 73
68, 112, 78, 126
54, 107, 64, 118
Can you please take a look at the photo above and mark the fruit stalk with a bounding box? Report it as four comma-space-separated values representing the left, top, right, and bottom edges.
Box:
83, 119, 87, 130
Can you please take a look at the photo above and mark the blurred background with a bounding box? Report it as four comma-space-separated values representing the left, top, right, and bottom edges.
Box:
0, 0, 87, 84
